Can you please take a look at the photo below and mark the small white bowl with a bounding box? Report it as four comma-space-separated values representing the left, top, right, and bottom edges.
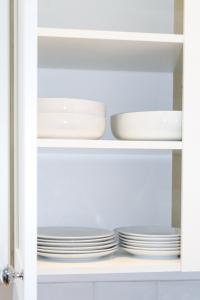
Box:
38, 113, 106, 139
38, 98, 106, 116
111, 111, 182, 141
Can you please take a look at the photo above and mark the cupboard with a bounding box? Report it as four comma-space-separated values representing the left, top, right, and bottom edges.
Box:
1, 1, 200, 300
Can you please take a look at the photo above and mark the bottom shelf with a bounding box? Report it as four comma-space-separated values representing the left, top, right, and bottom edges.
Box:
38, 251, 181, 282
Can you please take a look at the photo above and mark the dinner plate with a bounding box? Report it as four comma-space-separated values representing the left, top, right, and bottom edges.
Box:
117, 226, 180, 237
38, 241, 118, 251
37, 235, 115, 243
120, 241, 180, 248
38, 227, 114, 240
119, 237, 180, 245
37, 248, 117, 259
37, 238, 116, 247
122, 247, 180, 257
120, 244, 180, 251
118, 233, 180, 242
38, 245, 118, 254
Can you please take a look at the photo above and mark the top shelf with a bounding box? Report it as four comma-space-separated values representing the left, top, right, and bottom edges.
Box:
38, 28, 183, 72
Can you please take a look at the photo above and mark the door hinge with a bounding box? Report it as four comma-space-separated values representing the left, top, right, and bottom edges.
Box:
1, 266, 23, 287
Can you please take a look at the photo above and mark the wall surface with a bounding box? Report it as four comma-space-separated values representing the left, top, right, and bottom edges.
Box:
38, 0, 174, 33
38, 281, 200, 300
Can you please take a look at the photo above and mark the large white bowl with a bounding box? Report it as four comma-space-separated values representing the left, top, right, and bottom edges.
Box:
38, 98, 106, 116
111, 111, 182, 141
38, 113, 106, 139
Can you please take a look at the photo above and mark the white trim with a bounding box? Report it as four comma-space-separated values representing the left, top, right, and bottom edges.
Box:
0, 0, 10, 270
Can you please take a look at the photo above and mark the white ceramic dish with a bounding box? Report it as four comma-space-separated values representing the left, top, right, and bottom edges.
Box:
38, 241, 118, 251
38, 236, 115, 243
38, 243, 118, 252
117, 226, 180, 237
38, 227, 115, 240
120, 244, 180, 251
38, 113, 106, 139
120, 240, 180, 248
38, 247, 117, 259
37, 238, 116, 247
38, 98, 106, 116
119, 234, 180, 242
122, 247, 180, 257
111, 111, 182, 141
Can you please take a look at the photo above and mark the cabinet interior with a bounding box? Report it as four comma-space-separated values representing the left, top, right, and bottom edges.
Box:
37, 0, 183, 278
38, 0, 183, 34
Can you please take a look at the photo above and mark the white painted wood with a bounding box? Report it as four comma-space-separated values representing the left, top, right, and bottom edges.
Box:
181, 1, 200, 271
38, 28, 184, 43
38, 139, 182, 150
38, 253, 180, 278
0, 0, 10, 275
12, 0, 37, 299
38, 28, 183, 71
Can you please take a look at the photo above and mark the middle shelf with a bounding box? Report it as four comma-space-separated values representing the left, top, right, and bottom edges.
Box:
38, 139, 182, 151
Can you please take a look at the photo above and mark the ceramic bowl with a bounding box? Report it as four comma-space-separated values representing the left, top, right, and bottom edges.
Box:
38, 113, 106, 139
38, 98, 106, 116
111, 111, 182, 141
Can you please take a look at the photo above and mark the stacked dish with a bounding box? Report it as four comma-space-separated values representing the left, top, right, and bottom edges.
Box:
111, 111, 182, 141
117, 226, 181, 258
38, 98, 106, 139
37, 227, 118, 259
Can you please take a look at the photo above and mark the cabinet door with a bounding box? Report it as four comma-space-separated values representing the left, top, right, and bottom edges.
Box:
12, 0, 37, 299
0, 0, 10, 278
182, 0, 200, 271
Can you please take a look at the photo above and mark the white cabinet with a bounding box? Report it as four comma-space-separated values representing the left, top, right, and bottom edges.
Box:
1, 1, 200, 300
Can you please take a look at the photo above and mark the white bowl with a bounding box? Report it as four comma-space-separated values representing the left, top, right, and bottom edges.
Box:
38, 113, 106, 139
38, 98, 106, 116
111, 111, 182, 141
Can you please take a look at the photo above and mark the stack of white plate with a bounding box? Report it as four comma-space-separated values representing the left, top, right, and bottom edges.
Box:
38, 98, 106, 139
37, 227, 118, 259
117, 226, 181, 258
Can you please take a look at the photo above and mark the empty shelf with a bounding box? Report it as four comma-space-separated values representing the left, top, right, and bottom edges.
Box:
38, 28, 183, 72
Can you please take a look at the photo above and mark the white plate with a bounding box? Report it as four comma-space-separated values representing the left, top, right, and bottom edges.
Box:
111, 111, 182, 141
122, 247, 180, 257
37, 238, 116, 247
120, 244, 180, 251
38, 248, 117, 259
120, 240, 180, 248
119, 237, 180, 245
119, 234, 180, 242
38, 98, 106, 116
117, 226, 180, 237
38, 235, 116, 243
38, 245, 118, 254
38, 241, 118, 251
38, 227, 115, 240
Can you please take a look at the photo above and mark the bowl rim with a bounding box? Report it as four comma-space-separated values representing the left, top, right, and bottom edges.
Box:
38, 97, 105, 107
111, 110, 182, 118
38, 112, 106, 119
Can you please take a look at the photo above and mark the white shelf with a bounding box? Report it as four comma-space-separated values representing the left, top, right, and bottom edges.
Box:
38, 139, 182, 151
38, 252, 180, 282
38, 28, 183, 71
